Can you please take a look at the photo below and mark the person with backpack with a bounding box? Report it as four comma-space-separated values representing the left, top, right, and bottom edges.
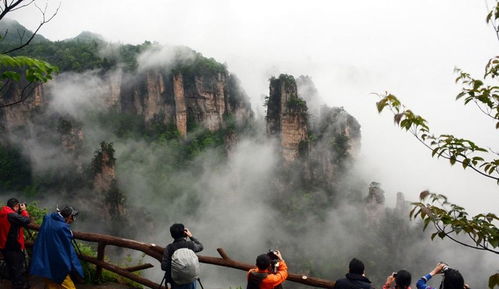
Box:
161, 223, 203, 289
0, 198, 30, 289
246, 250, 288, 289
333, 258, 375, 289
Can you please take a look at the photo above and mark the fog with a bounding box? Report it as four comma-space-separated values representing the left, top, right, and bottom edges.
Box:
4, 0, 499, 288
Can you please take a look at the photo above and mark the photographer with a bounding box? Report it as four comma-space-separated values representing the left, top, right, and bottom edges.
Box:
246, 250, 288, 289
161, 223, 203, 289
0, 198, 30, 289
383, 270, 411, 289
333, 258, 375, 289
30, 206, 83, 289
416, 263, 470, 289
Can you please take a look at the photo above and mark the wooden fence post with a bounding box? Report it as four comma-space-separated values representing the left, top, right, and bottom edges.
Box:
95, 242, 106, 281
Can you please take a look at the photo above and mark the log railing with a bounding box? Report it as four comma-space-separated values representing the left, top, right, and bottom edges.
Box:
26, 224, 335, 289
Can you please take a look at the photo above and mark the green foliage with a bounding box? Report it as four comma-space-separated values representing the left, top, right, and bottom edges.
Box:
491, 273, 499, 289
92, 142, 116, 176
376, 3, 499, 287
0, 54, 58, 84
173, 51, 227, 89
68, 242, 145, 288
286, 96, 308, 112
57, 118, 73, 135
455, 57, 499, 129
486, 0, 499, 40
0, 19, 58, 105
0, 143, 32, 191
410, 192, 499, 253
376, 93, 498, 182
6, 40, 111, 72
26, 202, 48, 225
270, 74, 296, 87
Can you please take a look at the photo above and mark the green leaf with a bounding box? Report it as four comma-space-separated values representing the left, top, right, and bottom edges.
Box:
1, 71, 20, 81
462, 158, 470, 169
423, 218, 431, 230
489, 273, 499, 289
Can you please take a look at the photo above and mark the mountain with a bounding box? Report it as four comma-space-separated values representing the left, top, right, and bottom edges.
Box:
0, 18, 49, 46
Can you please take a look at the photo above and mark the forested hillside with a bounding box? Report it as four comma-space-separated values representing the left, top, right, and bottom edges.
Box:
0, 20, 494, 288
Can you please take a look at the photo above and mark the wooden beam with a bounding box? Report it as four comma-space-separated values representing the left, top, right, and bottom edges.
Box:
124, 263, 154, 272
79, 255, 166, 289
26, 224, 335, 288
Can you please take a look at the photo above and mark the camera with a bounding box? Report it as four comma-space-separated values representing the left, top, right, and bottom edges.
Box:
267, 250, 279, 260
267, 250, 280, 274
440, 262, 450, 272
392, 272, 398, 278
17, 202, 26, 213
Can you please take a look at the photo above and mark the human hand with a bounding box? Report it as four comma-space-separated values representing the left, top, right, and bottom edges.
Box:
430, 263, 446, 276
184, 228, 193, 238
385, 274, 395, 285
274, 250, 283, 260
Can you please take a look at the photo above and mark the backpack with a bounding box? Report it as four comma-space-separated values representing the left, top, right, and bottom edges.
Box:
247, 271, 268, 289
171, 248, 200, 285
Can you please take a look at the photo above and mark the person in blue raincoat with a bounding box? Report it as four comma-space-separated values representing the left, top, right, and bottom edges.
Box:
30, 206, 83, 289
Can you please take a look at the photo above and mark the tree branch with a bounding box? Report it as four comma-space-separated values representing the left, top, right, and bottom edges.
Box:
433, 222, 499, 254
0, 0, 24, 21
1, 1, 60, 55
0, 82, 36, 108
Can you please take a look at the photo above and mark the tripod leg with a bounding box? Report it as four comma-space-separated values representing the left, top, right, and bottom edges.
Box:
197, 278, 205, 289
158, 275, 166, 289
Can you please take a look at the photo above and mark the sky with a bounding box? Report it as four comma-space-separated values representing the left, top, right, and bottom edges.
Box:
8, 1, 498, 212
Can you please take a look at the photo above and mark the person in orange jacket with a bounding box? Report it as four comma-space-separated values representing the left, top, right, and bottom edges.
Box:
246, 250, 288, 289
0, 198, 30, 289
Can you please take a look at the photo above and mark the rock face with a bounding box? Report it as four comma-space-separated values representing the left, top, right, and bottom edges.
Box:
92, 142, 116, 193
1, 68, 253, 137
0, 83, 45, 129
117, 69, 252, 137
266, 75, 309, 162
265, 74, 361, 176
173, 73, 187, 137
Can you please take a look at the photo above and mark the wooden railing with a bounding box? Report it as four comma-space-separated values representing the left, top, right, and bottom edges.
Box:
26, 224, 335, 289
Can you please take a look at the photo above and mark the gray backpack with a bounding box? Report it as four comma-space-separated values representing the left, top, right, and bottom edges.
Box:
171, 248, 200, 284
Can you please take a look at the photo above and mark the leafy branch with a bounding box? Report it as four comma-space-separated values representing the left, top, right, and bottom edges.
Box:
486, 0, 499, 40
0, 0, 59, 108
376, 93, 499, 182
410, 191, 499, 254
455, 56, 499, 128
0, 54, 58, 107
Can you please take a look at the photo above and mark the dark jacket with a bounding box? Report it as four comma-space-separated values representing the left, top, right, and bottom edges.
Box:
30, 212, 83, 284
0, 206, 30, 250
334, 273, 375, 289
161, 237, 203, 283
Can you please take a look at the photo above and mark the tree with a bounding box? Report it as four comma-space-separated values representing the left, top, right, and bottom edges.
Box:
375, 1, 499, 288
0, 0, 59, 108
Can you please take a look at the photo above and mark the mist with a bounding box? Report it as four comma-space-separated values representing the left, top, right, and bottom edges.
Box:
2, 1, 498, 288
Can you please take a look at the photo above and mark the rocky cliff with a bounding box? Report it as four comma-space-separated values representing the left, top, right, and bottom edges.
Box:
0, 82, 45, 129
265, 74, 360, 172
0, 63, 253, 139
266, 74, 309, 162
